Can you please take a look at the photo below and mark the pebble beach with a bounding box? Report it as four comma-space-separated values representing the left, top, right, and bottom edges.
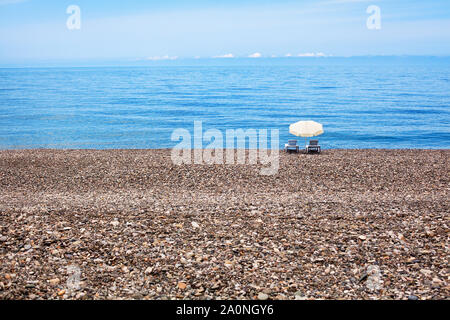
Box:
0, 149, 448, 300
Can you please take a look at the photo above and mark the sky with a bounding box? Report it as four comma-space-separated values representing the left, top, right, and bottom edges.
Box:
0, 0, 449, 65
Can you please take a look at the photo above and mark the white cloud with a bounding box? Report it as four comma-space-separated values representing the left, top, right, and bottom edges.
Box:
213, 53, 235, 58
284, 52, 330, 58
248, 52, 262, 58
146, 55, 178, 61
214, 53, 235, 58
297, 52, 329, 57
297, 52, 315, 57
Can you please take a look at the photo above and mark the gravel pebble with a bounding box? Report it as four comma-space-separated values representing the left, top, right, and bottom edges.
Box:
0, 149, 448, 300
258, 293, 269, 300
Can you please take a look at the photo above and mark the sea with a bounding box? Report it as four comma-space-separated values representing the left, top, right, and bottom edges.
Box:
1, 57, 449, 149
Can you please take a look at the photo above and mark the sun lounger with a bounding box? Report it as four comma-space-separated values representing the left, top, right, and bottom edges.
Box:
284, 140, 300, 153
306, 140, 321, 153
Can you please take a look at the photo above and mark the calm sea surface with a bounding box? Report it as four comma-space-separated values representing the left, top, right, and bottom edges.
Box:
1, 58, 449, 149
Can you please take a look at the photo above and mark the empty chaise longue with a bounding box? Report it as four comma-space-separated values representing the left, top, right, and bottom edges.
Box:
306, 140, 321, 153
284, 140, 300, 153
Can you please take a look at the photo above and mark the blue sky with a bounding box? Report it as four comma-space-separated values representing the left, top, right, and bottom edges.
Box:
0, 0, 449, 65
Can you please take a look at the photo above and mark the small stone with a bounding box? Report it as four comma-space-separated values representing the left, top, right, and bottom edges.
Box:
178, 282, 187, 290
191, 222, 200, 229
144, 267, 153, 274
75, 292, 86, 299
420, 269, 432, 277
406, 257, 419, 263
49, 278, 60, 285
425, 230, 435, 237
358, 272, 368, 283
258, 293, 269, 300
57, 289, 66, 296
211, 282, 221, 290
408, 295, 419, 300
432, 277, 442, 285
111, 220, 120, 227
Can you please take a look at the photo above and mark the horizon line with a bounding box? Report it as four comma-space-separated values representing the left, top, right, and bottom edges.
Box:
1, 55, 450, 69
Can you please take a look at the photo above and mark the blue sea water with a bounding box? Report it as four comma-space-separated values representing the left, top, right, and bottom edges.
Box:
0, 57, 449, 149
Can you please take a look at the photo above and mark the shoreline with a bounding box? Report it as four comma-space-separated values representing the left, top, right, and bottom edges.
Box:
0, 149, 448, 300
1, 148, 449, 151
